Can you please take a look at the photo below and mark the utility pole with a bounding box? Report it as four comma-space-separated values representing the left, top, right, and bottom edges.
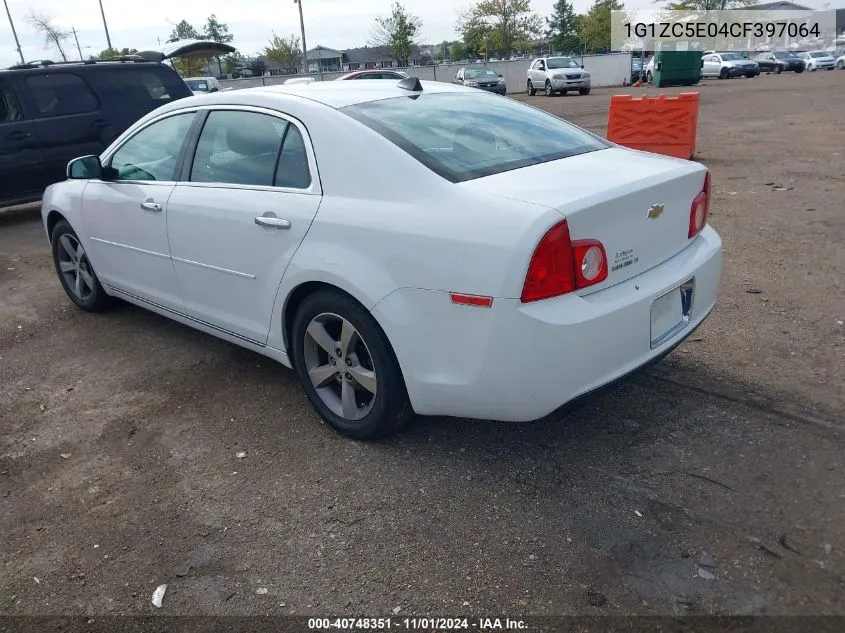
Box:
3, 0, 24, 64
98, 0, 112, 50
294, 0, 308, 75
72, 27, 84, 60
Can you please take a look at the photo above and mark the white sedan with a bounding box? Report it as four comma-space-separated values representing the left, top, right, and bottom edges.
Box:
797, 51, 835, 70
42, 78, 721, 439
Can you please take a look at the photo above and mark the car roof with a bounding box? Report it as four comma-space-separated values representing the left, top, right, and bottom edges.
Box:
245, 79, 476, 109
2, 60, 169, 74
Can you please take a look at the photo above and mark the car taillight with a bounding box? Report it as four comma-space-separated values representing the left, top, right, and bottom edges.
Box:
688, 172, 711, 239
521, 220, 608, 303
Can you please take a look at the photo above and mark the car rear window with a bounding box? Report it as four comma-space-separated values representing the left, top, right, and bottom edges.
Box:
342, 92, 608, 183
96, 68, 189, 106
25, 73, 98, 117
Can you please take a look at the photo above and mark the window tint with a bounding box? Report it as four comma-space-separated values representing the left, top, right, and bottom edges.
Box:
0, 81, 22, 123
97, 68, 187, 105
343, 92, 608, 183
110, 113, 194, 181
190, 111, 286, 187
275, 124, 311, 189
25, 73, 98, 117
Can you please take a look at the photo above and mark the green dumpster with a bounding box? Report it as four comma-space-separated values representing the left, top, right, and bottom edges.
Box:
653, 50, 703, 87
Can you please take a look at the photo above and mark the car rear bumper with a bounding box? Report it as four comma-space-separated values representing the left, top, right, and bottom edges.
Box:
373, 226, 722, 421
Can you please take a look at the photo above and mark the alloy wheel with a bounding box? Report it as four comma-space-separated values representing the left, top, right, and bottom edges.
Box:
56, 234, 95, 301
303, 312, 378, 421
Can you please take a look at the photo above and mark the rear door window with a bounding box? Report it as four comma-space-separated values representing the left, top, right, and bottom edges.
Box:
0, 80, 23, 122
25, 73, 98, 117
96, 68, 189, 107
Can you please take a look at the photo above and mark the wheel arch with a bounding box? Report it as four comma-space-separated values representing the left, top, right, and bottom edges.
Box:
46, 209, 68, 240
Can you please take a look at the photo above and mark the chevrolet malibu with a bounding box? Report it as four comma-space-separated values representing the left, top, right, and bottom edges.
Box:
42, 78, 721, 440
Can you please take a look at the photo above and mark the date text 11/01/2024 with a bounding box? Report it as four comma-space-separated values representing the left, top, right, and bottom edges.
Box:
623, 21, 820, 39
308, 617, 527, 630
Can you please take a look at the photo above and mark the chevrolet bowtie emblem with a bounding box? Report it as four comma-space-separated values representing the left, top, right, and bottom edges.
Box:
647, 204, 665, 219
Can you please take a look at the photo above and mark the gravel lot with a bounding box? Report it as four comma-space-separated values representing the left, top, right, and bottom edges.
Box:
1, 71, 844, 618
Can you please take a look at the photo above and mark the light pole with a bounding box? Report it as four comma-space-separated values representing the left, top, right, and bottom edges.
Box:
294, 0, 308, 75
3, 0, 24, 64
97, 0, 112, 50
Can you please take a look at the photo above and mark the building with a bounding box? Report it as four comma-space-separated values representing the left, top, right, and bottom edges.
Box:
305, 45, 433, 73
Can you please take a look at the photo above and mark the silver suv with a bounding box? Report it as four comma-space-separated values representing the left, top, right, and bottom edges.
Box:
527, 56, 591, 96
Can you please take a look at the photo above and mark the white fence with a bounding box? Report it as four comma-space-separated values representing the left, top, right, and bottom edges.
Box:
218, 52, 634, 95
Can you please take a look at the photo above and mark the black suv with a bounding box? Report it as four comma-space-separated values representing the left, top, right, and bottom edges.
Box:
0, 59, 195, 207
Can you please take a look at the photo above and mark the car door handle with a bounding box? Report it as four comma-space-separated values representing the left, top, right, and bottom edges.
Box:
5, 130, 31, 140
254, 216, 291, 229
140, 200, 162, 212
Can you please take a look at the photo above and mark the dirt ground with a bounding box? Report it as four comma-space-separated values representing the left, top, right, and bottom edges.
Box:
1, 71, 844, 619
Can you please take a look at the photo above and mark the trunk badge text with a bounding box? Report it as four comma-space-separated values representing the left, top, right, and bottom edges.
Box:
647, 204, 665, 219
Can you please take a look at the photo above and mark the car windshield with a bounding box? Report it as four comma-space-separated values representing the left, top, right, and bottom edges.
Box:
547, 57, 580, 69
464, 69, 498, 79
342, 92, 609, 183
773, 52, 795, 58
810, 52, 828, 58
632, 59, 643, 69
185, 80, 209, 91
719, 53, 744, 60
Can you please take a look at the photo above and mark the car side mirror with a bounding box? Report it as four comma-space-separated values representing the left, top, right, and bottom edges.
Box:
209, 86, 219, 92
580, 64, 585, 69
498, 74, 503, 78
67, 155, 103, 180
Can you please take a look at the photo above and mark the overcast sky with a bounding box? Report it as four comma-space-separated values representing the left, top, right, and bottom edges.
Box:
1, 0, 832, 67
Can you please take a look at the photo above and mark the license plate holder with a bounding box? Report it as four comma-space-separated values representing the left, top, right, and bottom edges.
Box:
650, 278, 695, 349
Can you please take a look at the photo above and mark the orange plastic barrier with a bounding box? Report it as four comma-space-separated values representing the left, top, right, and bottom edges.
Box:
606, 92, 700, 160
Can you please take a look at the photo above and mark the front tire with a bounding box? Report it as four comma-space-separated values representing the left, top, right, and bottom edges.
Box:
579, 87, 590, 95
545, 80, 554, 97
719, 67, 729, 79
774, 65, 782, 74
527, 79, 536, 96
50, 220, 112, 312
291, 289, 411, 440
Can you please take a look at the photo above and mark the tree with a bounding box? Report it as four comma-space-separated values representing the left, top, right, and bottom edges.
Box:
370, 1, 423, 67
202, 14, 234, 77
577, 0, 623, 53
456, 0, 543, 59
451, 41, 469, 61
248, 58, 267, 76
546, 0, 580, 54
222, 51, 246, 74
96, 47, 138, 60
168, 19, 200, 42
265, 33, 302, 74
28, 14, 70, 62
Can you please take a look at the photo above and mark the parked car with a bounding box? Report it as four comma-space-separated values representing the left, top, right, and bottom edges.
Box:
701, 52, 760, 78
42, 79, 720, 439
752, 51, 804, 74
184, 76, 222, 94
0, 40, 233, 208
645, 56, 655, 82
527, 56, 590, 96
336, 70, 409, 80
453, 67, 507, 95
797, 51, 835, 71
837, 54, 845, 70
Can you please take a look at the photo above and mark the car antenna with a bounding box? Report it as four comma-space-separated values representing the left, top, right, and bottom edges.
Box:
397, 77, 423, 92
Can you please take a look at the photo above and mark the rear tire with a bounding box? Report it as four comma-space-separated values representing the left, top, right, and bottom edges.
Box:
291, 289, 411, 440
50, 220, 113, 313
527, 79, 536, 96
545, 80, 554, 97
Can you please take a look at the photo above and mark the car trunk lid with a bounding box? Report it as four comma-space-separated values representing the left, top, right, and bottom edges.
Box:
458, 147, 708, 292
